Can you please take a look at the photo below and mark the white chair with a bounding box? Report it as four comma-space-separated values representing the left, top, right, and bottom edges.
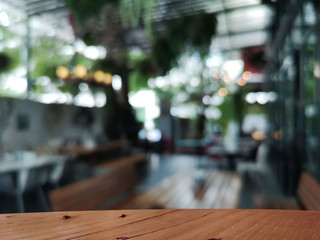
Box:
237, 143, 270, 175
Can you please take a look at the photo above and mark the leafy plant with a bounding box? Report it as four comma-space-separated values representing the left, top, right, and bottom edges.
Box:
65, 0, 118, 24
150, 13, 217, 74
0, 48, 21, 73
0, 53, 12, 73
66, 0, 155, 37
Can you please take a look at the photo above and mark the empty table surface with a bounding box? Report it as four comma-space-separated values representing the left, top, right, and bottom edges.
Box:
1, 209, 320, 239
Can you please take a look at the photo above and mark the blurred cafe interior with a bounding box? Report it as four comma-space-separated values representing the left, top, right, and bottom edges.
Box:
0, 0, 320, 213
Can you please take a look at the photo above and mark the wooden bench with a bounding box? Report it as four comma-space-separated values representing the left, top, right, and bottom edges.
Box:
124, 169, 242, 209
50, 154, 146, 211
98, 154, 147, 170
254, 171, 320, 210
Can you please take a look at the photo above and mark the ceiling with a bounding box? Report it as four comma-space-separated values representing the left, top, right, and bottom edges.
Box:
1, 0, 274, 51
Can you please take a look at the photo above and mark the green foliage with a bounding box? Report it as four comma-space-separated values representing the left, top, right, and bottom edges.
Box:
169, 13, 217, 56
75, 54, 94, 68
33, 56, 60, 80
66, 0, 155, 38
143, 0, 154, 39
65, 3, 217, 96
0, 53, 11, 72
0, 48, 20, 73
82, 32, 96, 46
245, 104, 266, 115
119, 0, 144, 27
58, 83, 80, 96
32, 37, 70, 80
127, 52, 156, 92
0, 25, 21, 73
94, 56, 121, 74
66, 0, 118, 24
129, 68, 149, 92
119, 0, 155, 38
151, 13, 217, 74
150, 36, 180, 75
216, 95, 236, 129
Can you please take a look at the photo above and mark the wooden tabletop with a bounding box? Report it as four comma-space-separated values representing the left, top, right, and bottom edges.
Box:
1, 209, 320, 239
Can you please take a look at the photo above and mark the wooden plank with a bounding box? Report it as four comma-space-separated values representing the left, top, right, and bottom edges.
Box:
191, 170, 225, 209
50, 167, 138, 211
214, 171, 232, 209
157, 171, 194, 208
128, 170, 188, 209
180, 170, 219, 209
1, 210, 320, 240
218, 172, 243, 209
164, 172, 194, 208
129, 170, 242, 209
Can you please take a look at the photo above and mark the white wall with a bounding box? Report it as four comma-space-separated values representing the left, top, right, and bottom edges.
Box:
0, 98, 105, 152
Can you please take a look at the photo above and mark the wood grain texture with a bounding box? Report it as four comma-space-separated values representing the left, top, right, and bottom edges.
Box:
126, 170, 242, 209
1, 209, 320, 239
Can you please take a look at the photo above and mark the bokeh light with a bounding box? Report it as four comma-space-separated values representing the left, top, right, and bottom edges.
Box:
93, 70, 106, 83
242, 71, 252, 81
237, 78, 247, 87
251, 130, 266, 141
112, 75, 122, 91
105, 73, 113, 85
223, 75, 231, 83
213, 72, 220, 79
56, 66, 69, 79
74, 65, 87, 79
218, 88, 228, 97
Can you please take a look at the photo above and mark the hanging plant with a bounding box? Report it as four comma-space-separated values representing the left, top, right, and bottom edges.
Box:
150, 12, 217, 74
108, 0, 156, 39
66, 0, 156, 38
65, 0, 118, 24
119, 0, 144, 27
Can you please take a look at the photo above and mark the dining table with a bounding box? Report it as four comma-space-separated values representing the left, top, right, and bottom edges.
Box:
1, 209, 319, 239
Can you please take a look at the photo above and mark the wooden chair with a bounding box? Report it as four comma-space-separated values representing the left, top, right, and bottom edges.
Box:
254, 171, 320, 210
296, 172, 320, 210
